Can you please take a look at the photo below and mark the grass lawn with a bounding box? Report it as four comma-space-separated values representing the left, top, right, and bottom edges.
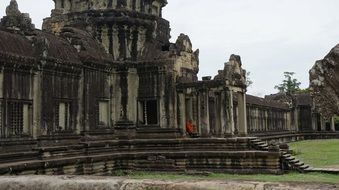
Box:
115, 171, 339, 184
288, 139, 339, 168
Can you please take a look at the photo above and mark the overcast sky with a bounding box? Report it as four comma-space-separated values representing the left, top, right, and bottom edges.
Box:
1, 0, 339, 96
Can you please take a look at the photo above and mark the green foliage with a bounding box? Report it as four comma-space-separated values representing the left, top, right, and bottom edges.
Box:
274, 72, 301, 93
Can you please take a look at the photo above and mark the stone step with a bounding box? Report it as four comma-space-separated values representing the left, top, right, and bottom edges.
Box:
298, 165, 310, 170
254, 142, 266, 146
258, 145, 268, 148
41, 151, 85, 160
282, 152, 290, 156
293, 161, 305, 167
289, 159, 300, 164
305, 168, 339, 174
84, 146, 252, 153
283, 155, 293, 159
250, 139, 261, 143
284, 156, 296, 161
0, 151, 40, 164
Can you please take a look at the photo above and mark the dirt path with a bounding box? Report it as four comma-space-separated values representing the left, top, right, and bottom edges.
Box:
0, 175, 338, 190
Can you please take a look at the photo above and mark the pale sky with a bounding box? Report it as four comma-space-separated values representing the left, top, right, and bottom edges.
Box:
1, 0, 339, 97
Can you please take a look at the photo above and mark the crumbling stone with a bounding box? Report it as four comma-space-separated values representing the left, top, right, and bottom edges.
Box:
310, 44, 339, 119
0, 0, 35, 32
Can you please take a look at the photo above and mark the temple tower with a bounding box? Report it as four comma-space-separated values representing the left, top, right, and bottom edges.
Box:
43, 0, 170, 61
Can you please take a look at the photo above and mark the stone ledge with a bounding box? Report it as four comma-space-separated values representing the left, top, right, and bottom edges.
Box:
306, 168, 339, 175
0, 150, 281, 175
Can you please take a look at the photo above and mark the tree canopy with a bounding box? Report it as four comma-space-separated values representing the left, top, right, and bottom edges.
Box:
274, 72, 301, 94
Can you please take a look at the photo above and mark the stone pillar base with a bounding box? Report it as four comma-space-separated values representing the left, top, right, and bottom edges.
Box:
114, 120, 136, 139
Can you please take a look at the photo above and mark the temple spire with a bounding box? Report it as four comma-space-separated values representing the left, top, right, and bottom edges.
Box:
0, 0, 35, 32
6, 0, 21, 16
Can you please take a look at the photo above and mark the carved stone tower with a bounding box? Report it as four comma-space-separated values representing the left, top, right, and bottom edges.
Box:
43, 0, 170, 61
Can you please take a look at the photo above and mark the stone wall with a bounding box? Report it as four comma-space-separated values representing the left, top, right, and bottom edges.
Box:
310, 44, 339, 120
0, 138, 282, 175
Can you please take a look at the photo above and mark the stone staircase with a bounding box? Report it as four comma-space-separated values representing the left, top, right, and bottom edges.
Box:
249, 138, 312, 173
249, 138, 269, 151
281, 152, 312, 172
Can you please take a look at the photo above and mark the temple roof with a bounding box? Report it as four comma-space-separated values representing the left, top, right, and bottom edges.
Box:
0, 26, 114, 66
59, 27, 113, 64
294, 93, 313, 106
35, 31, 81, 64
246, 94, 290, 110
0, 0, 112, 66
0, 30, 35, 58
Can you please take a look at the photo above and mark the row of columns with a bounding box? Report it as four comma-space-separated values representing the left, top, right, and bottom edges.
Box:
316, 115, 337, 132
178, 87, 247, 137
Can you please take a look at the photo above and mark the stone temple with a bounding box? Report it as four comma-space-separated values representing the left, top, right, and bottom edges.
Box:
0, 0, 337, 175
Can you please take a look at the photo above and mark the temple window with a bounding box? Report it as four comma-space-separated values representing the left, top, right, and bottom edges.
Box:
98, 100, 109, 127
6, 101, 32, 137
138, 99, 158, 126
55, 101, 71, 131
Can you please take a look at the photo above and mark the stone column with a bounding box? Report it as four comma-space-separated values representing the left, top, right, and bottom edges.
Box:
115, 68, 135, 139
219, 91, 227, 136
178, 93, 186, 133
196, 92, 201, 135
200, 90, 210, 137
32, 70, 42, 138
331, 117, 336, 132
311, 114, 317, 131
237, 92, 247, 136
214, 92, 222, 136
75, 70, 84, 134
294, 108, 299, 132
286, 112, 292, 131
127, 68, 138, 123
226, 90, 235, 136
0, 68, 3, 99
264, 110, 268, 132
0, 68, 3, 137
320, 115, 326, 131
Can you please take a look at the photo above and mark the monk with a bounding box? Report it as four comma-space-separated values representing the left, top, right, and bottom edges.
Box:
185, 119, 194, 137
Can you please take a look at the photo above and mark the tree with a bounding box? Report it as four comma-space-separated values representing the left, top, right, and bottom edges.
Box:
246, 72, 253, 88
274, 72, 301, 94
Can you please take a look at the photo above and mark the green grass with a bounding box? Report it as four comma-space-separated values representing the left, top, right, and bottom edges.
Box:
289, 139, 339, 168
114, 171, 339, 184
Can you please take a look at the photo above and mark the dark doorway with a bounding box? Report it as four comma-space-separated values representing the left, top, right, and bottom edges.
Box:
138, 99, 158, 126
299, 106, 312, 131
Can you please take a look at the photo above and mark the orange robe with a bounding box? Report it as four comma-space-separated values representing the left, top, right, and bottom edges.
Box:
185, 121, 193, 135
